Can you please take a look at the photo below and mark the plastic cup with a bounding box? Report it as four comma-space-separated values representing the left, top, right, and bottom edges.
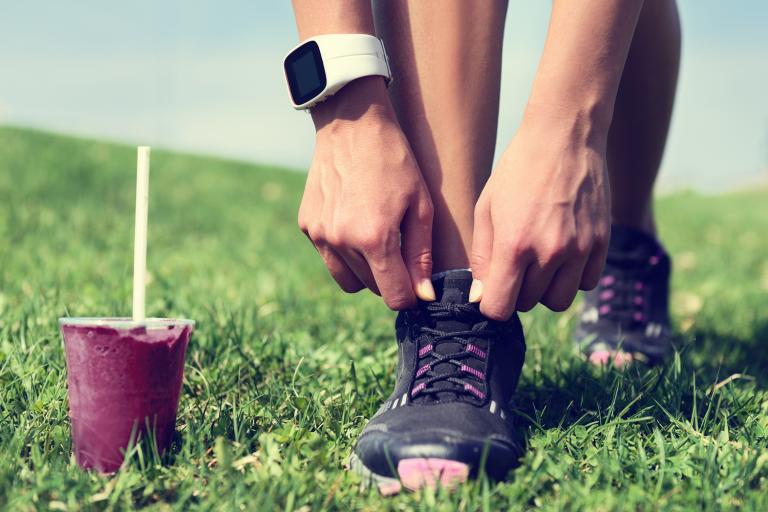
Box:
59, 317, 194, 472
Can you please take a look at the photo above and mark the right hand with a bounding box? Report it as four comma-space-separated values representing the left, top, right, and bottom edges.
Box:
298, 77, 436, 310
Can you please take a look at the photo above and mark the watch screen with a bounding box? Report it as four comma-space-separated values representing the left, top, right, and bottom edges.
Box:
284, 41, 326, 106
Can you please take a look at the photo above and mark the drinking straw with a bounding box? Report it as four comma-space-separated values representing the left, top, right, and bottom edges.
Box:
132, 146, 150, 321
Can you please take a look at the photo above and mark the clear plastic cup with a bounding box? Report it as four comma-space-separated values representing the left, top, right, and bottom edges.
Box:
59, 317, 194, 473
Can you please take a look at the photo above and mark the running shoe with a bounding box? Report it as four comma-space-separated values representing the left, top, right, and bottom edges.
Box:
574, 224, 673, 366
349, 270, 526, 494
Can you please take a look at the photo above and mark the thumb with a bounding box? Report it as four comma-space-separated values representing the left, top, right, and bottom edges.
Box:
469, 198, 492, 303
401, 195, 436, 301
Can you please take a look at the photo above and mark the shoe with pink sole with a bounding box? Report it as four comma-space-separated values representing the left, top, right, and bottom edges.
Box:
574, 225, 674, 367
350, 270, 526, 494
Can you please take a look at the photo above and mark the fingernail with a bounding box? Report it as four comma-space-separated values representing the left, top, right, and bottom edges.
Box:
416, 278, 436, 301
469, 279, 483, 303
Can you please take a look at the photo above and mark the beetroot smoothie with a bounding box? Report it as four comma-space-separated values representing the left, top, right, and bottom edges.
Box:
59, 318, 193, 473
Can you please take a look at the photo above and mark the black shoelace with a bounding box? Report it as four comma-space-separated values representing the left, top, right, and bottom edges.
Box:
409, 302, 495, 401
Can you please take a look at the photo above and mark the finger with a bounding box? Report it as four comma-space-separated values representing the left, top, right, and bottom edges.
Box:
365, 232, 418, 310
337, 247, 381, 296
541, 258, 587, 312
580, 242, 608, 291
479, 243, 530, 321
515, 261, 558, 312
314, 242, 365, 293
401, 196, 436, 301
469, 198, 493, 302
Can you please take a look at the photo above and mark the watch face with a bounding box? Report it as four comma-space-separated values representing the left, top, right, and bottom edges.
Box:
284, 41, 326, 107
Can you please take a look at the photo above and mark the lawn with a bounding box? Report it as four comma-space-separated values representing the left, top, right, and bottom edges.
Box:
1, 126, 767, 511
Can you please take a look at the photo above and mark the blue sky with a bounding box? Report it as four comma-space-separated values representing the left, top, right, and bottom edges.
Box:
1, 1, 766, 191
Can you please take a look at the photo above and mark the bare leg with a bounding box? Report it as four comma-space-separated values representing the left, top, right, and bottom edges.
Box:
577, 0, 681, 367
607, 0, 681, 235
373, 0, 508, 272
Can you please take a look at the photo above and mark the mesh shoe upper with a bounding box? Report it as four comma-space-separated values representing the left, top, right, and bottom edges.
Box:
354, 270, 526, 480
575, 224, 673, 362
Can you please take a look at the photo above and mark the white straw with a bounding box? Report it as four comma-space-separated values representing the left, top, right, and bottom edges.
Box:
132, 146, 151, 322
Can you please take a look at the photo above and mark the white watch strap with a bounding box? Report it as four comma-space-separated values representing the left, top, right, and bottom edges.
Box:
313, 34, 391, 98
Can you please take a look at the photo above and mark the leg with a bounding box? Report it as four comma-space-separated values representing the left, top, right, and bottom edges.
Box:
373, 0, 508, 272
607, 0, 681, 234
577, 0, 680, 366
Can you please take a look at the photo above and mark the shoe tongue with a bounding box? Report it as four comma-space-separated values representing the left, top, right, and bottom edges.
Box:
433, 269, 473, 331
610, 225, 659, 252
420, 270, 483, 402
434, 269, 473, 304
609, 225, 665, 261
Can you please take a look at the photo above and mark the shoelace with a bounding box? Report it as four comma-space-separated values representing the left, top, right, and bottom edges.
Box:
597, 253, 661, 324
409, 302, 495, 401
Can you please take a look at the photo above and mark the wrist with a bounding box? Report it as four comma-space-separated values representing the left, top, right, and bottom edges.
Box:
310, 76, 396, 133
520, 97, 612, 150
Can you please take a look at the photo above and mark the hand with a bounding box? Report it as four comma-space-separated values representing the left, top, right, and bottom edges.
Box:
470, 111, 611, 319
298, 78, 436, 309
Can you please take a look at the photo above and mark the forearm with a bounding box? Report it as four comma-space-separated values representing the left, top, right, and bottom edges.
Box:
290, 1, 392, 131
525, 0, 645, 140
291, 0, 375, 38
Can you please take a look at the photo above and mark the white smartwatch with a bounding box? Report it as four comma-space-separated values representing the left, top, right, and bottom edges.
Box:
283, 34, 392, 110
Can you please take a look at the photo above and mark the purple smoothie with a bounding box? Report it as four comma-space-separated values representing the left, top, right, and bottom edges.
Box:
59, 318, 193, 473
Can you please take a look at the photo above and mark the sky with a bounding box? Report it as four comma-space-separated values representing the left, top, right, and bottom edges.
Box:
1, 1, 766, 191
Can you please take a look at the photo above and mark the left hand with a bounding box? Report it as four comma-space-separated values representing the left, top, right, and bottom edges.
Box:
470, 112, 611, 320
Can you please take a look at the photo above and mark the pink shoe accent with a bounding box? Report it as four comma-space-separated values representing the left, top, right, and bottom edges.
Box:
463, 383, 485, 400
411, 382, 426, 397
460, 364, 485, 380
612, 351, 635, 368
589, 350, 612, 365
418, 344, 433, 358
397, 458, 470, 492
465, 343, 487, 359
416, 364, 431, 378
599, 290, 615, 301
589, 350, 636, 368
378, 481, 403, 496
599, 305, 611, 315
601, 275, 616, 286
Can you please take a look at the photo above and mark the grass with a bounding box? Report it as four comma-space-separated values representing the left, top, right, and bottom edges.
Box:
1, 125, 767, 511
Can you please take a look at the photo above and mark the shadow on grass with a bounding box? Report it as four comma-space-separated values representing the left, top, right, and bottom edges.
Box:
511, 320, 768, 448
513, 360, 664, 434
687, 319, 768, 388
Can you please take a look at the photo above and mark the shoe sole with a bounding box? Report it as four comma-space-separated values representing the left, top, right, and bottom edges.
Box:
348, 452, 469, 496
575, 330, 670, 367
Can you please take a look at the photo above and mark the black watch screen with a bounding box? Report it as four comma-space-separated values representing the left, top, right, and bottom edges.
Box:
284, 41, 327, 106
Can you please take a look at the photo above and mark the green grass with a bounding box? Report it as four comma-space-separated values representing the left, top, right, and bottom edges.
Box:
1, 125, 768, 511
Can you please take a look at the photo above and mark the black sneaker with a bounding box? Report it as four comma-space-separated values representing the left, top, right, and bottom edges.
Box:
574, 224, 673, 366
349, 270, 526, 494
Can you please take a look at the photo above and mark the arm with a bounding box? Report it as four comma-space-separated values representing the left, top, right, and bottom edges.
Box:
292, 1, 374, 37
526, 0, 643, 140
471, 1, 644, 319
290, 1, 437, 308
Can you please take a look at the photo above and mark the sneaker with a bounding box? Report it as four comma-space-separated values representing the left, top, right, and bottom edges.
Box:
349, 270, 526, 494
574, 224, 673, 366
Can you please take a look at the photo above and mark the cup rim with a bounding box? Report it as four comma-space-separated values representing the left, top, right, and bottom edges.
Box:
58, 317, 195, 329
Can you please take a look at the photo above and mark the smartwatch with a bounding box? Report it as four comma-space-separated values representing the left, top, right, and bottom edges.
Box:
283, 34, 392, 110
